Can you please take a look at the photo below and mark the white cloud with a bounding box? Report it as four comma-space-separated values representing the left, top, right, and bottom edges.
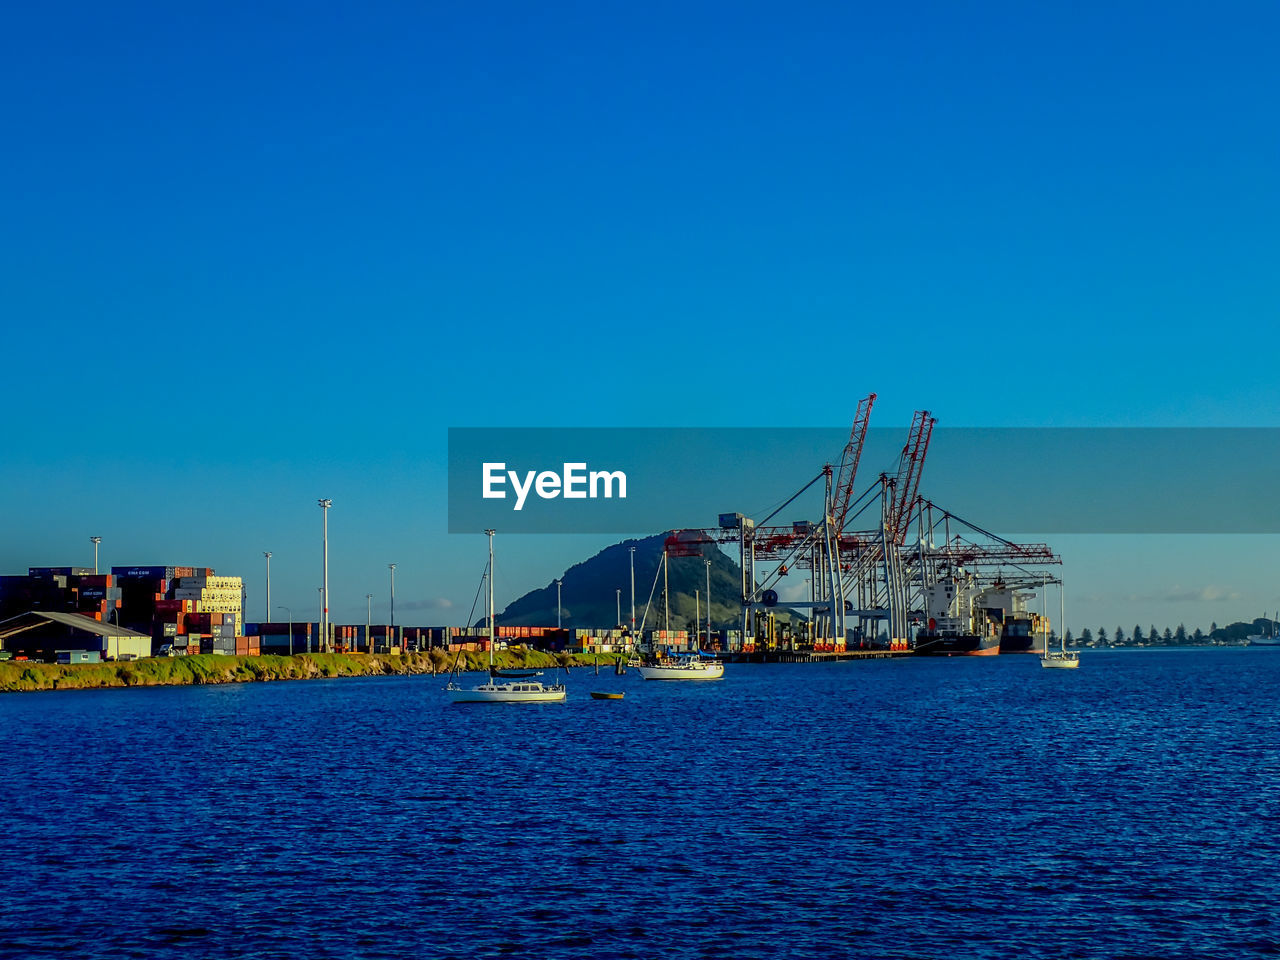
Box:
398, 597, 454, 611
1161, 585, 1241, 603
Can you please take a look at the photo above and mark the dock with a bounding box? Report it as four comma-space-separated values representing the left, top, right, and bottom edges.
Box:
722, 649, 911, 664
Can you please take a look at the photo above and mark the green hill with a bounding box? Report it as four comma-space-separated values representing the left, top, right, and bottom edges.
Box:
494, 533, 750, 631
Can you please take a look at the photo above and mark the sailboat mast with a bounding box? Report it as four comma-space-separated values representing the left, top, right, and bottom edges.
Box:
663, 549, 669, 633
1042, 575, 1048, 657
1059, 579, 1065, 655
487, 529, 495, 671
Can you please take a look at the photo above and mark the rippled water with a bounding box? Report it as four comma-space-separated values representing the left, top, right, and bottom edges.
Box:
2, 649, 1278, 958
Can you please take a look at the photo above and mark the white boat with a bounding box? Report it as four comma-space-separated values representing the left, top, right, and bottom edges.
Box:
449, 677, 568, 703
1247, 613, 1280, 646
447, 530, 567, 704
631, 548, 725, 681
635, 656, 725, 681
1039, 577, 1080, 669
1040, 650, 1080, 669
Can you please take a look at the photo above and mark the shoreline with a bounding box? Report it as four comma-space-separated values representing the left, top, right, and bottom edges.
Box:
0, 650, 625, 694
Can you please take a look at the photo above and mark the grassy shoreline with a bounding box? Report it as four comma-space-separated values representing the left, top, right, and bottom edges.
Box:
0, 649, 623, 693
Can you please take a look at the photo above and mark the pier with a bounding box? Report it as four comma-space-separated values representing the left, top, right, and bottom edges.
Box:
722, 649, 911, 664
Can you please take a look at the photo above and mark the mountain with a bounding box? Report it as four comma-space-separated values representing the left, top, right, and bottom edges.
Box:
493, 533, 749, 631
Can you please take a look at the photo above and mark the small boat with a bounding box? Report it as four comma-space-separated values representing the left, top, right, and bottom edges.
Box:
1040, 651, 1080, 669
447, 531, 567, 703
590, 691, 625, 700
1039, 577, 1080, 669
631, 548, 726, 681
635, 655, 724, 681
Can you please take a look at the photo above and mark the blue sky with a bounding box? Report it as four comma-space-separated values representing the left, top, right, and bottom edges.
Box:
2, 1, 1277, 630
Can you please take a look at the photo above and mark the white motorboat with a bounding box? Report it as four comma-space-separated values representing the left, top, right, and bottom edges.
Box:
448, 677, 568, 703
447, 530, 567, 704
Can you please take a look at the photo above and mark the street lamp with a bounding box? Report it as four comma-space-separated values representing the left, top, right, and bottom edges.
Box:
388, 563, 397, 650
366, 593, 373, 654
90, 536, 101, 575
318, 499, 332, 653
556, 579, 563, 629
264, 552, 272, 622
317, 587, 323, 654
616, 588, 621, 629
278, 605, 292, 655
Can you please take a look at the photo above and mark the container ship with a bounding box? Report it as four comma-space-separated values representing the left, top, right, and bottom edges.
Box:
976, 585, 1049, 654
912, 577, 1001, 656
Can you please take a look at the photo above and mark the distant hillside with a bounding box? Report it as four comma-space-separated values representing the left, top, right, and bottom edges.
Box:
1210, 617, 1276, 643
493, 533, 753, 631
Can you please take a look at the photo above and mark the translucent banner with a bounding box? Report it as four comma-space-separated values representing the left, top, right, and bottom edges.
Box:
447, 427, 1280, 534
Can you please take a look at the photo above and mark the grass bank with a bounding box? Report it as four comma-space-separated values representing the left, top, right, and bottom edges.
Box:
0, 649, 623, 693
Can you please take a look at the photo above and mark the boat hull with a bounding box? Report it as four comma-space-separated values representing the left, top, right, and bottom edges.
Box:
447, 682, 567, 703
635, 661, 724, 681
1039, 655, 1080, 669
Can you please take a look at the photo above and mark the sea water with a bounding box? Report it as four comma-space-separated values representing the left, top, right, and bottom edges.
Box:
2, 648, 1277, 958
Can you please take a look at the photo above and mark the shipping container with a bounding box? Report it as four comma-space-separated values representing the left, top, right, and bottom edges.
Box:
113, 566, 176, 580
55, 650, 101, 664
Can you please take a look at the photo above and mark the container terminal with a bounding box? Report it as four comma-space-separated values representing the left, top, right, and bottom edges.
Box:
0, 394, 1066, 664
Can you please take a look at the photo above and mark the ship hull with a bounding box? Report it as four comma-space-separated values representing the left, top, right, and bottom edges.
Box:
998, 636, 1037, 654
913, 633, 1001, 656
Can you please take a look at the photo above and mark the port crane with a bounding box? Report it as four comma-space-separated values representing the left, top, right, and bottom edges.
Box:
665, 394, 1062, 653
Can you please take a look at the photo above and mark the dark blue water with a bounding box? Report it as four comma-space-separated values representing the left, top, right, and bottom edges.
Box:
3, 649, 1278, 959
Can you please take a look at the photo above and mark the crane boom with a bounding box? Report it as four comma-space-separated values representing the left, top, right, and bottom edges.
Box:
833, 393, 876, 536
889, 410, 935, 544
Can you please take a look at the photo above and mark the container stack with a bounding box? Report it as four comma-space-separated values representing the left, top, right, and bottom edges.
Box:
112, 566, 243, 652
171, 574, 243, 636
331, 624, 360, 652
0, 568, 125, 624
245, 622, 313, 655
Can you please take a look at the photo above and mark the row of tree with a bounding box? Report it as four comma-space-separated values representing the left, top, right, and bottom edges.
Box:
1063, 620, 1264, 647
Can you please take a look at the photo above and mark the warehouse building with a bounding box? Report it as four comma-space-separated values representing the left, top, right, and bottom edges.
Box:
0, 610, 152, 662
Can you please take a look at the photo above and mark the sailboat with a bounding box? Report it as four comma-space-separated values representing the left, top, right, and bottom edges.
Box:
447, 530, 567, 703
1039, 578, 1080, 669
633, 548, 725, 681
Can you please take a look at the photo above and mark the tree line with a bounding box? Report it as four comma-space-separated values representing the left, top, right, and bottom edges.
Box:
1062, 619, 1266, 647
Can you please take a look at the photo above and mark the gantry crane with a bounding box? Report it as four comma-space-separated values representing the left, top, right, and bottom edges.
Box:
661, 395, 1062, 654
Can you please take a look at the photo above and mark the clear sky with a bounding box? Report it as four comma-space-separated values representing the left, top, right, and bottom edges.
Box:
3, 1, 1277, 632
